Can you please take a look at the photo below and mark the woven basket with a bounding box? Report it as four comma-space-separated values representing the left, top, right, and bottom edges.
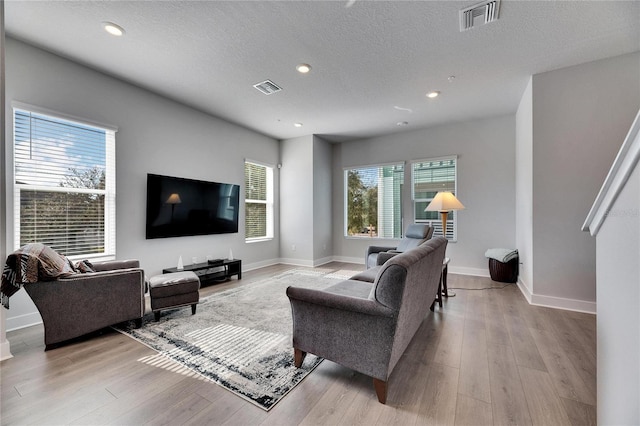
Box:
488, 257, 518, 283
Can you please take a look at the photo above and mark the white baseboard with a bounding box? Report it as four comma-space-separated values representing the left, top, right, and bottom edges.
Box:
242, 259, 281, 272
0, 340, 13, 361
312, 256, 334, 267
6, 311, 42, 332
449, 266, 489, 277
278, 258, 315, 268
516, 277, 596, 314
516, 278, 533, 304
330, 256, 363, 265
278, 257, 335, 268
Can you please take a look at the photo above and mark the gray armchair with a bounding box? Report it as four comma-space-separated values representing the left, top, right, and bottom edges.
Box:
24, 259, 145, 349
365, 223, 434, 268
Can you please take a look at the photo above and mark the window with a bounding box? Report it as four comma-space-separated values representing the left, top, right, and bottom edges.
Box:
13, 106, 116, 259
344, 163, 404, 238
412, 156, 458, 240
244, 160, 273, 240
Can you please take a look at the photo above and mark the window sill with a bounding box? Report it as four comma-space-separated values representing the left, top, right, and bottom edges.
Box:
245, 237, 274, 244
344, 236, 401, 241
68, 254, 117, 262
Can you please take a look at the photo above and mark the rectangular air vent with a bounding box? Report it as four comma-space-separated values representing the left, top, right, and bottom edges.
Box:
459, 0, 501, 31
253, 80, 282, 95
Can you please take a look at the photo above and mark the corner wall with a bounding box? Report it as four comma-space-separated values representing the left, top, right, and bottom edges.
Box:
515, 77, 533, 296
595, 152, 640, 425
312, 136, 333, 263
279, 134, 333, 266
531, 52, 640, 310
3, 39, 281, 330
280, 135, 314, 264
0, 1, 13, 360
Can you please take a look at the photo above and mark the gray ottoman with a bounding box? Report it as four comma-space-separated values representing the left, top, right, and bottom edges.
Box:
149, 271, 200, 321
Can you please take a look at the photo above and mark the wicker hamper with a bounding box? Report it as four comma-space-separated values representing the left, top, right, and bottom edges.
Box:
488, 257, 519, 283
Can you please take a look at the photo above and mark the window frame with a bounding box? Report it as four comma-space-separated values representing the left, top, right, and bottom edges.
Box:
411, 155, 459, 241
12, 103, 117, 260
343, 162, 405, 239
244, 159, 274, 242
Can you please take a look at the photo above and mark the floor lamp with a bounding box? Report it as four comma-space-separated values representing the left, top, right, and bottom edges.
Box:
166, 193, 182, 222
425, 191, 465, 296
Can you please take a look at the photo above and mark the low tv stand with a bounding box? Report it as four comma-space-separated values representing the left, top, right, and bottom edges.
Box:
163, 259, 241, 286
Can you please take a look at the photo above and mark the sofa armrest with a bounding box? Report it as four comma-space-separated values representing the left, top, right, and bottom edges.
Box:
286, 286, 395, 318
366, 246, 397, 268
366, 246, 397, 257
377, 251, 400, 265
91, 259, 140, 272
287, 285, 397, 380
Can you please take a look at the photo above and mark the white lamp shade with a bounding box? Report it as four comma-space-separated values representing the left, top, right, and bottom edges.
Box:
166, 193, 182, 204
425, 191, 465, 212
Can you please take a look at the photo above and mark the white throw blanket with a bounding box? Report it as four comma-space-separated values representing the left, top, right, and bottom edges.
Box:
484, 248, 518, 263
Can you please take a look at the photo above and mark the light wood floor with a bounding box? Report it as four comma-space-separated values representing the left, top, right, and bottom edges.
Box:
1, 262, 596, 425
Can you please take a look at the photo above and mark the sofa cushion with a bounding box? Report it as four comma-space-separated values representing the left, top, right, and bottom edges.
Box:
325, 279, 373, 299
74, 260, 95, 273
349, 267, 379, 283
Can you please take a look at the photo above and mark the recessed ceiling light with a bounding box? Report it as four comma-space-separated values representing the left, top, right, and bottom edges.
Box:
296, 64, 312, 74
426, 91, 440, 99
102, 22, 125, 37
294, 122, 303, 128
397, 121, 409, 126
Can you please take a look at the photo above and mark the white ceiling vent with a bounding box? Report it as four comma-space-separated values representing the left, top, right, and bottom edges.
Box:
459, 0, 501, 31
253, 80, 282, 95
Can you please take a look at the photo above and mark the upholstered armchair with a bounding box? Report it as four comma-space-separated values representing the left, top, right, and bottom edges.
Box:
23, 259, 145, 349
365, 223, 434, 268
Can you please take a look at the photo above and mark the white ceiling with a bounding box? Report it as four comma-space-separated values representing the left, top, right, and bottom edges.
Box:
5, 1, 640, 142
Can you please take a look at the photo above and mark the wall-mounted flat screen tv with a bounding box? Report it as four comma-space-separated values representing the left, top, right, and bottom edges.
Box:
146, 173, 240, 239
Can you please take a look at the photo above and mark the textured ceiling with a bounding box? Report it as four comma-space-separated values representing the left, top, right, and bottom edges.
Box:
5, 1, 640, 142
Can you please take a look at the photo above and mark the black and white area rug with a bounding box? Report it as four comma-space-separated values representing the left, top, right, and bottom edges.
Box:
115, 268, 360, 410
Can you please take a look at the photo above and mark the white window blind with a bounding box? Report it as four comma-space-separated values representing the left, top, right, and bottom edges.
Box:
412, 156, 458, 241
344, 163, 404, 238
244, 161, 273, 240
13, 108, 116, 259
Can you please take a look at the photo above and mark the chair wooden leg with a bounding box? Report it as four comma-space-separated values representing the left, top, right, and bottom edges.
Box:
191, 304, 197, 315
154, 311, 161, 322
373, 378, 388, 404
294, 348, 307, 368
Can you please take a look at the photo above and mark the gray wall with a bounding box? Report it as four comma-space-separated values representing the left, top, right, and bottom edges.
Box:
280, 135, 314, 264
332, 115, 517, 275
516, 78, 534, 294
0, 1, 11, 360
3, 39, 281, 329
531, 52, 640, 307
312, 136, 333, 263
279, 134, 333, 266
595, 162, 639, 424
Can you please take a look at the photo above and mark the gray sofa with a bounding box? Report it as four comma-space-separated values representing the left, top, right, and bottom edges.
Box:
286, 236, 447, 403
24, 259, 145, 349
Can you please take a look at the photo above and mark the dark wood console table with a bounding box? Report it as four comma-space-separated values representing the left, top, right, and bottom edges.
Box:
163, 259, 241, 286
